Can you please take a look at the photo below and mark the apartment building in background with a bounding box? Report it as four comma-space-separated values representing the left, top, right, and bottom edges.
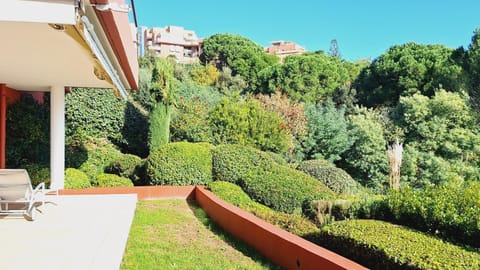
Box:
265, 41, 306, 60
141, 25, 201, 63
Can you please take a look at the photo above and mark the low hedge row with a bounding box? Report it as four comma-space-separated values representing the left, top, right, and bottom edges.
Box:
212, 144, 334, 214
384, 182, 480, 247
208, 181, 319, 236
313, 219, 480, 270
296, 159, 362, 195
146, 142, 214, 185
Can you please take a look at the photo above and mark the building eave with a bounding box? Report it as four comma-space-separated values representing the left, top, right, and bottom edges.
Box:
90, 0, 139, 90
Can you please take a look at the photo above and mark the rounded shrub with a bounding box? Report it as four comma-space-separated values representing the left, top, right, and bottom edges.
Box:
65, 168, 91, 189
147, 142, 214, 185
297, 159, 362, 195
106, 154, 144, 185
212, 144, 335, 214
95, 173, 134, 187
212, 144, 276, 184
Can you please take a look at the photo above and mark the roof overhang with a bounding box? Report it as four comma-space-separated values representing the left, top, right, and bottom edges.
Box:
0, 0, 138, 98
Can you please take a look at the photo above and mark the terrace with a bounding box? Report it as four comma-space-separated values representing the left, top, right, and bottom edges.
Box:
0, 186, 366, 270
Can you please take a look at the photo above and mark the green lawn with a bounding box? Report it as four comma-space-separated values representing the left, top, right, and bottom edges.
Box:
121, 199, 280, 270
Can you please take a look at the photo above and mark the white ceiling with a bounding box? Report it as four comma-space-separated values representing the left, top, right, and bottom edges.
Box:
0, 21, 112, 92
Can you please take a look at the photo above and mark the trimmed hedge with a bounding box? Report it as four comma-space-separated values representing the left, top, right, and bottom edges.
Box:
384, 182, 480, 247
297, 159, 362, 195
208, 181, 319, 236
147, 142, 214, 185
106, 154, 144, 185
315, 219, 480, 270
95, 173, 134, 187
65, 168, 91, 189
212, 144, 334, 214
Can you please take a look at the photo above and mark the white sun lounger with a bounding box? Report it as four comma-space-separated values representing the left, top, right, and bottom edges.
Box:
0, 169, 46, 221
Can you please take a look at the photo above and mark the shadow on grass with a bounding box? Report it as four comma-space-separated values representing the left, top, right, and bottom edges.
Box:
187, 201, 282, 270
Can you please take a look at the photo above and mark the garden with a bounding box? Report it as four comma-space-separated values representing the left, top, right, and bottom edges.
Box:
6, 29, 480, 269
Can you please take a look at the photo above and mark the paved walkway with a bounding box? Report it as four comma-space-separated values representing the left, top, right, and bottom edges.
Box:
0, 194, 137, 270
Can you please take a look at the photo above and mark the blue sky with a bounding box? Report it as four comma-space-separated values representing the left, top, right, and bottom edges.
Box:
134, 0, 480, 61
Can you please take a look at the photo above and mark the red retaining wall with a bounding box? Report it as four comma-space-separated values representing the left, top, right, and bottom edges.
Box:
59, 186, 367, 270
195, 186, 367, 270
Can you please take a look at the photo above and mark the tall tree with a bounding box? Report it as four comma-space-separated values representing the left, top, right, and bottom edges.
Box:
259, 52, 351, 103
200, 33, 278, 92
149, 58, 176, 152
465, 28, 480, 111
355, 43, 466, 107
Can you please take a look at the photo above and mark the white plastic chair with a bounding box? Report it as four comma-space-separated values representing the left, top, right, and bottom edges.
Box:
0, 169, 46, 221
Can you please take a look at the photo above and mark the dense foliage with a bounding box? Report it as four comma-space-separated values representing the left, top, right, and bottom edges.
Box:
65, 88, 125, 144
6, 95, 50, 167
146, 142, 214, 185
212, 144, 334, 214
316, 219, 480, 270
394, 90, 480, 186
65, 88, 148, 157
209, 97, 291, 153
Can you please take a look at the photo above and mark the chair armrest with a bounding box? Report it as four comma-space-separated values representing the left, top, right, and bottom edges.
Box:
33, 182, 45, 194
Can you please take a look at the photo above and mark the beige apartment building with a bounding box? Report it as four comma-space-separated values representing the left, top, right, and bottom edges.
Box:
143, 25, 201, 63
265, 41, 306, 60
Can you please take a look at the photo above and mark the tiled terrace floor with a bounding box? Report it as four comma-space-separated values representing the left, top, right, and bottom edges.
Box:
0, 194, 137, 270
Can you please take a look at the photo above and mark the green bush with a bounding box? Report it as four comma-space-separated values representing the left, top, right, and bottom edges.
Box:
66, 137, 123, 181
297, 159, 362, 195
314, 219, 480, 270
209, 97, 291, 154
208, 181, 319, 236
385, 182, 480, 247
64, 168, 91, 189
212, 144, 276, 184
24, 164, 51, 188
147, 142, 214, 185
95, 173, 133, 187
106, 154, 144, 185
171, 99, 212, 143
212, 144, 334, 214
